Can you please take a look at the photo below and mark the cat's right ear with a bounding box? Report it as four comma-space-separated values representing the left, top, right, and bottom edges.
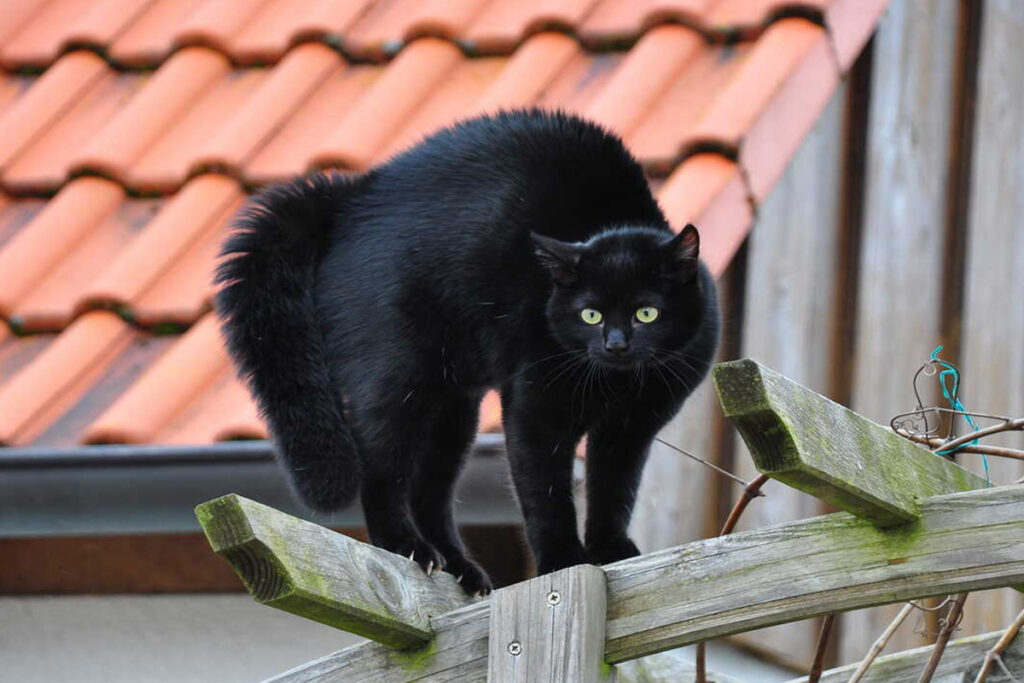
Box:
662, 224, 700, 281
531, 233, 582, 285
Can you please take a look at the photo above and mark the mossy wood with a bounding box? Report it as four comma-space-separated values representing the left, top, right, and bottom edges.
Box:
787, 628, 1024, 682
265, 486, 1024, 681
713, 359, 988, 526
195, 494, 473, 650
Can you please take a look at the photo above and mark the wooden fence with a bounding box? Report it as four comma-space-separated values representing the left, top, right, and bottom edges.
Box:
636, 0, 1024, 667
196, 361, 1024, 682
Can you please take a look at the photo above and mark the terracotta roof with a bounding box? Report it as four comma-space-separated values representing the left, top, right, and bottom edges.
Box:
0, 0, 887, 449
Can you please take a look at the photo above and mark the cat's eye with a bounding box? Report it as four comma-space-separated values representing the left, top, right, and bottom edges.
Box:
635, 306, 659, 323
580, 308, 603, 325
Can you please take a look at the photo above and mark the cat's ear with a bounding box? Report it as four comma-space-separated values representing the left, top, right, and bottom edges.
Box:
663, 224, 700, 279
531, 233, 582, 285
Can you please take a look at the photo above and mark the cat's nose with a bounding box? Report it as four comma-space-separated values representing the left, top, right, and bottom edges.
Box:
604, 330, 629, 355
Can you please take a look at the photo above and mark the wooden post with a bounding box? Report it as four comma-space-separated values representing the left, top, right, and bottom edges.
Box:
714, 359, 988, 526
487, 565, 613, 683
195, 494, 473, 650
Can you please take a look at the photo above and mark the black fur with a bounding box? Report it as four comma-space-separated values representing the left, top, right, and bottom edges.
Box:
216, 110, 720, 594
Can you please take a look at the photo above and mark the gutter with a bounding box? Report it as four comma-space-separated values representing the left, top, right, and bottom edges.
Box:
0, 435, 520, 538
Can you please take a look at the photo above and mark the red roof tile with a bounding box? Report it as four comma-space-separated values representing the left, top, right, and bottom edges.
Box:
0, 0, 888, 451
464, 0, 599, 53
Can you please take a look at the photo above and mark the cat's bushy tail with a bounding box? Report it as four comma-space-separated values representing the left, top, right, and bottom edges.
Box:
215, 173, 360, 512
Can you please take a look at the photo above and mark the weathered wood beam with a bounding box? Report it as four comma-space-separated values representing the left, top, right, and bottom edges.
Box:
713, 359, 988, 526
488, 565, 611, 682
264, 485, 1024, 681
787, 628, 1024, 683
195, 494, 474, 650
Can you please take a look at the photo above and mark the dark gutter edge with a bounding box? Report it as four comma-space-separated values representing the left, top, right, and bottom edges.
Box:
0, 433, 508, 469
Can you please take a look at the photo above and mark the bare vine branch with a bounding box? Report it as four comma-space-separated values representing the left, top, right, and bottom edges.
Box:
695, 474, 770, 683
937, 418, 1024, 455
917, 593, 969, 683
894, 430, 1024, 460
847, 601, 916, 683
973, 606, 1024, 683
808, 614, 836, 683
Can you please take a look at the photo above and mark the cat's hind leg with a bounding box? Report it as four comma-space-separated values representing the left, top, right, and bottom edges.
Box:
409, 390, 493, 595
354, 398, 447, 576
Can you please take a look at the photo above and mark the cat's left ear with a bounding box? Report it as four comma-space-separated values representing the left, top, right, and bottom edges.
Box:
663, 224, 700, 279
531, 233, 582, 285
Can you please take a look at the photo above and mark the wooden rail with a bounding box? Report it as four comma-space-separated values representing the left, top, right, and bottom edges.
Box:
713, 359, 988, 525
196, 494, 472, 649
199, 485, 1024, 681
194, 360, 1024, 682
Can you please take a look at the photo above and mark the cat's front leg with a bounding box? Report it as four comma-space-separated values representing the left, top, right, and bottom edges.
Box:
501, 385, 587, 575
583, 409, 671, 565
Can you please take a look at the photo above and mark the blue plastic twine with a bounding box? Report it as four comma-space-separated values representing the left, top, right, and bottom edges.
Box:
928, 345, 989, 485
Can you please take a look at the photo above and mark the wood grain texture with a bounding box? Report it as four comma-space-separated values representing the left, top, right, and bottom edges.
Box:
266, 485, 1024, 681
725, 85, 847, 668
714, 359, 987, 525
266, 600, 492, 683
487, 565, 611, 683
195, 494, 475, 650
788, 629, 1024, 683
603, 485, 1024, 662
957, 0, 1024, 638
840, 0, 961, 660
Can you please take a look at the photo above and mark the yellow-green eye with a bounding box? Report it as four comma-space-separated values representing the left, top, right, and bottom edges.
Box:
580, 308, 603, 325
636, 306, 659, 323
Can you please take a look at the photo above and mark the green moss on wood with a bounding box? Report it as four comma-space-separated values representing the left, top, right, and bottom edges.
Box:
195, 493, 473, 651
713, 360, 988, 527
393, 638, 439, 671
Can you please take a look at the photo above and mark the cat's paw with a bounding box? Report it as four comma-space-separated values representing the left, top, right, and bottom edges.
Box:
393, 538, 447, 576
444, 554, 493, 597
536, 544, 588, 576
586, 535, 640, 566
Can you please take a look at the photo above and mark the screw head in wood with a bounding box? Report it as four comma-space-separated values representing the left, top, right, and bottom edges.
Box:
546, 590, 561, 606
507, 641, 522, 656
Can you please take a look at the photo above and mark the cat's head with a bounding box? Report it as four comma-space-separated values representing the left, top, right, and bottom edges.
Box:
532, 224, 707, 370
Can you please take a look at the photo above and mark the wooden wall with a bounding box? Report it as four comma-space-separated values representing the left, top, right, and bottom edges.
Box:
631, 0, 1024, 672
955, 0, 1024, 640
727, 84, 847, 670
840, 0, 962, 662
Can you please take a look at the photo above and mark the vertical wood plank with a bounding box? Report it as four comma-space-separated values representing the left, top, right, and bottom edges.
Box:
488, 564, 613, 683
957, 0, 1024, 637
838, 0, 961, 664
726, 84, 847, 670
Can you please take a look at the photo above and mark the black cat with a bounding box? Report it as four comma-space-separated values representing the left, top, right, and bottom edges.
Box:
216, 109, 720, 595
